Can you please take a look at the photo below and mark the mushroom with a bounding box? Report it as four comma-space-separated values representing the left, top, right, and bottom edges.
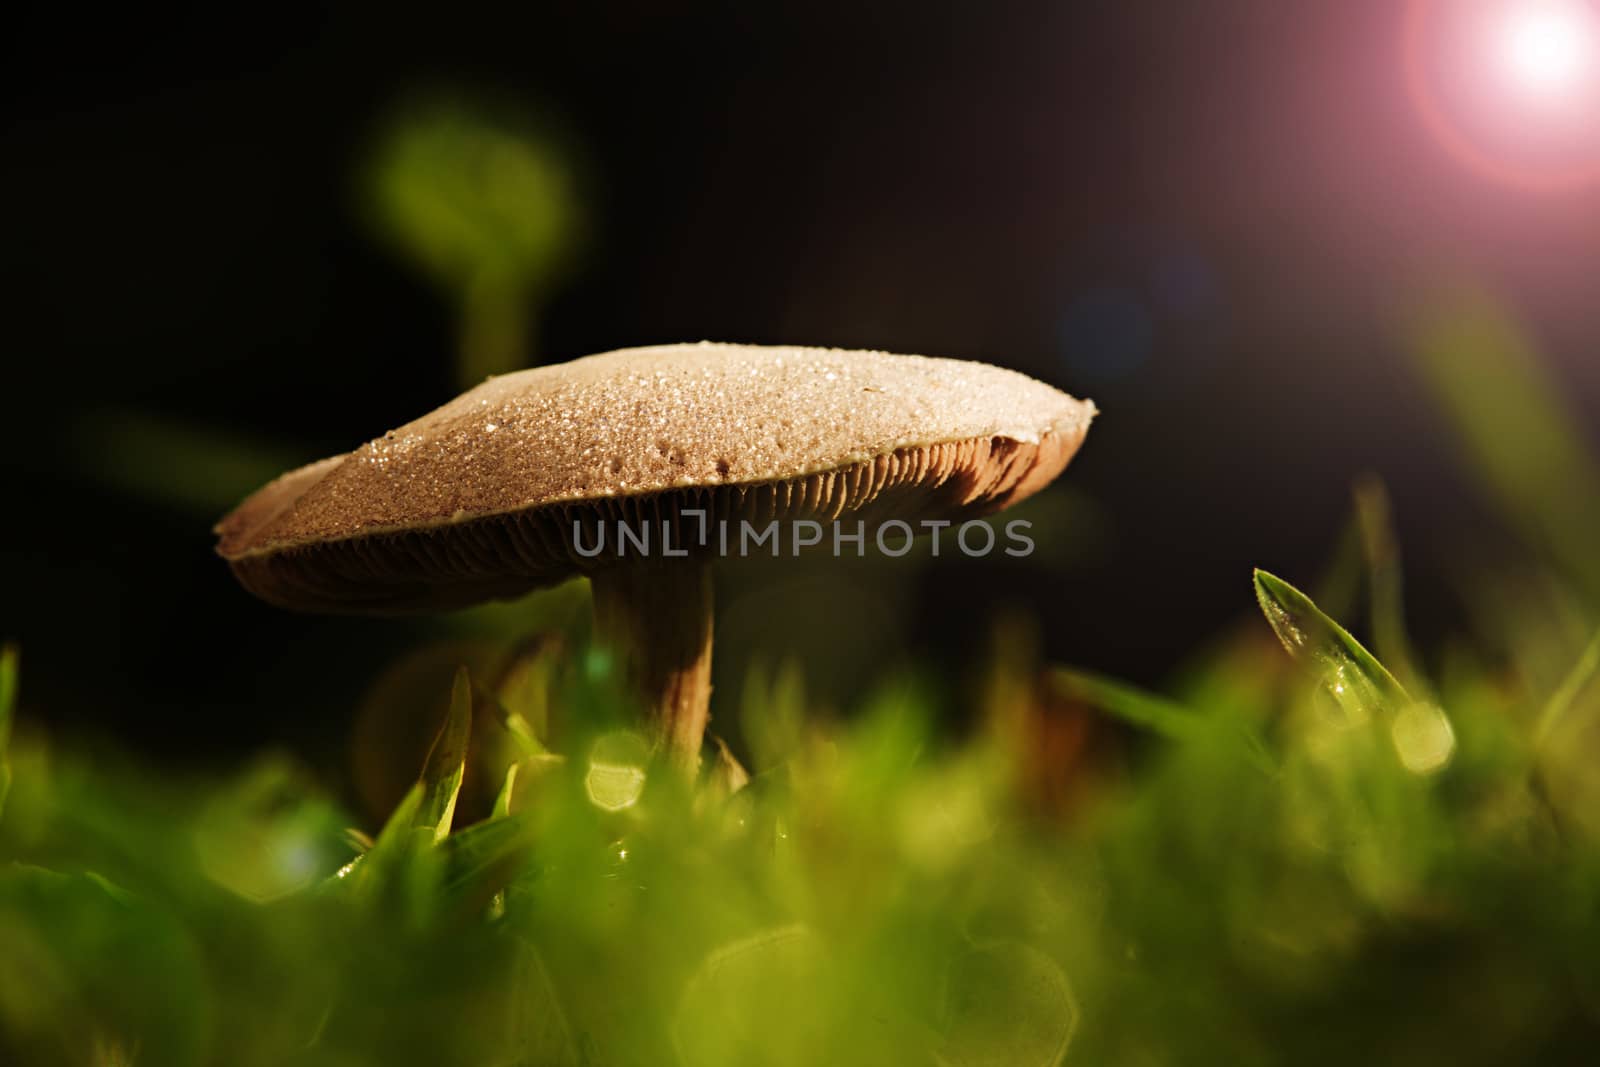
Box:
215, 343, 1095, 770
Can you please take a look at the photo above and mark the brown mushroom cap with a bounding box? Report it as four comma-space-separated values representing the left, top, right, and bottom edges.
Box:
216, 342, 1095, 613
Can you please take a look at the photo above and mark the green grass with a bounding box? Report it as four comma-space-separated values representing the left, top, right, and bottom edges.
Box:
6, 287, 1600, 1064
4, 542, 1600, 1065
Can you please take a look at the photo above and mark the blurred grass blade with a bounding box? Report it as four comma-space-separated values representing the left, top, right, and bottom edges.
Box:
1048, 666, 1273, 773
346, 667, 485, 915
741, 659, 807, 771
1353, 477, 1429, 698
440, 811, 540, 917
0, 644, 17, 822
706, 735, 751, 797
1048, 667, 1205, 740
369, 783, 424, 859
492, 762, 519, 821
418, 667, 473, 843
1535, 627, 1600, 748
1409, 286, 1600, 598
485, 762, 520, 919
342, 827, 375, 854
364, 94, 583, 386
482, 682, 550, 760
341, 781, 424, 892
67, 411, 312, 515
508, 936, 579, 1065
1254, 569, 1409, 716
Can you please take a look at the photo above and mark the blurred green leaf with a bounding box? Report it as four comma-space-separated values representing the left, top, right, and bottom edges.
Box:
345, 781, 422, 894
1410, 286, 1600, 598
67, 411, 314, 515
438, 809, 538, 903
1048, 666, 1206, 741
365, 94, 583, 385
1353, 476, 1430, 698
189, 757, 349, 901
1535, 626, 1600, 748
0, 644, 15, 823
1048, 666, 1273, 772
0, 865, 209, 1066
486, 647, 559, 759
15, 525, 1600, 1064
368, 98, 579, 290
706, 735, 751, 798
507, 935, 579, 1065
370, 782, 423, 855
741, 658, 807, 772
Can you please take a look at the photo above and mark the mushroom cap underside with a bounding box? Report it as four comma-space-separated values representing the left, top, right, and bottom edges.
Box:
225, 429, 1087, 613
216, 342, 1095, 614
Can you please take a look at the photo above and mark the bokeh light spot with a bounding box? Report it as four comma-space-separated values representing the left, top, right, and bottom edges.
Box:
585, 730, 650, 811
1151, 249, 1221, 320
1390, 702, 1456, 776
1058, 287, 1154, 382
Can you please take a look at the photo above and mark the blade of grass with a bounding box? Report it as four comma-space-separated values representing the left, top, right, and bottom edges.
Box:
485, 762, 521, 919
1048, 666, 1274, 773
439, 810, 539, 901
1534, 627, 1600, 749
508, 934, 580, 1066
1409, 286, 1600, 599
0, 644, 17, 822
707, 735, 751, 797
1254, 569, 1409, 717
337, 780, 424, 893
478, 679, 550, 760
741, 659, 806, 771
1353, 476, 1430, 699
1048, 667, 1205, 740
368, 782, 424, 859
66, 411, 313, 515
492, 762, 519, 821
417, 667, 473, 843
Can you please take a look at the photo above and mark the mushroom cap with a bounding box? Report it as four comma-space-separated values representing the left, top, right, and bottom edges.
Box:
217, 342, 1096, 613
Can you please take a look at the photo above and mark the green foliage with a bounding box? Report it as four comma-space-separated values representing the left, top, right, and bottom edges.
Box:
417, 669, 473, 843
67, 413, 312, 516
5, 548, 1600, 1064
1409, 285, 1600, 600
0, 644, 15, 823
367, 97, 579, 294
363, 94, 583, 386
1535, 627, 1600, 748
1255, 568, 1410, 715
13, 290, 1600, 1061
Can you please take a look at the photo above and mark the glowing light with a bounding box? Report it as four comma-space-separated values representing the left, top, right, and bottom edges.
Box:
1390, 703, 1456, 776
585, 731, 650, 811
1494, 0, 1600, 102
585, 760, 646, 811
1406, 0, 1600, 190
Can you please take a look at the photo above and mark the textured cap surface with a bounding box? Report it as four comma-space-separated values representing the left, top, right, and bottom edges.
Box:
216, 342, 1095, 612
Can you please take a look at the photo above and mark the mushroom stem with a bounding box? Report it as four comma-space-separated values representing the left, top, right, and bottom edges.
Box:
589, 558, 713, 771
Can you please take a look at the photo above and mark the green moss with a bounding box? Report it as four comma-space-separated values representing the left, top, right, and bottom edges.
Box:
4, 555, 1600, 1064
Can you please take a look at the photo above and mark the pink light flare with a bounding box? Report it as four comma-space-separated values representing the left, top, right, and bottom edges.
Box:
1406, 0, 1600, 191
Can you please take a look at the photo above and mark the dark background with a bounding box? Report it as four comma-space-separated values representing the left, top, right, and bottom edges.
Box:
3, 1, 1597, 770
